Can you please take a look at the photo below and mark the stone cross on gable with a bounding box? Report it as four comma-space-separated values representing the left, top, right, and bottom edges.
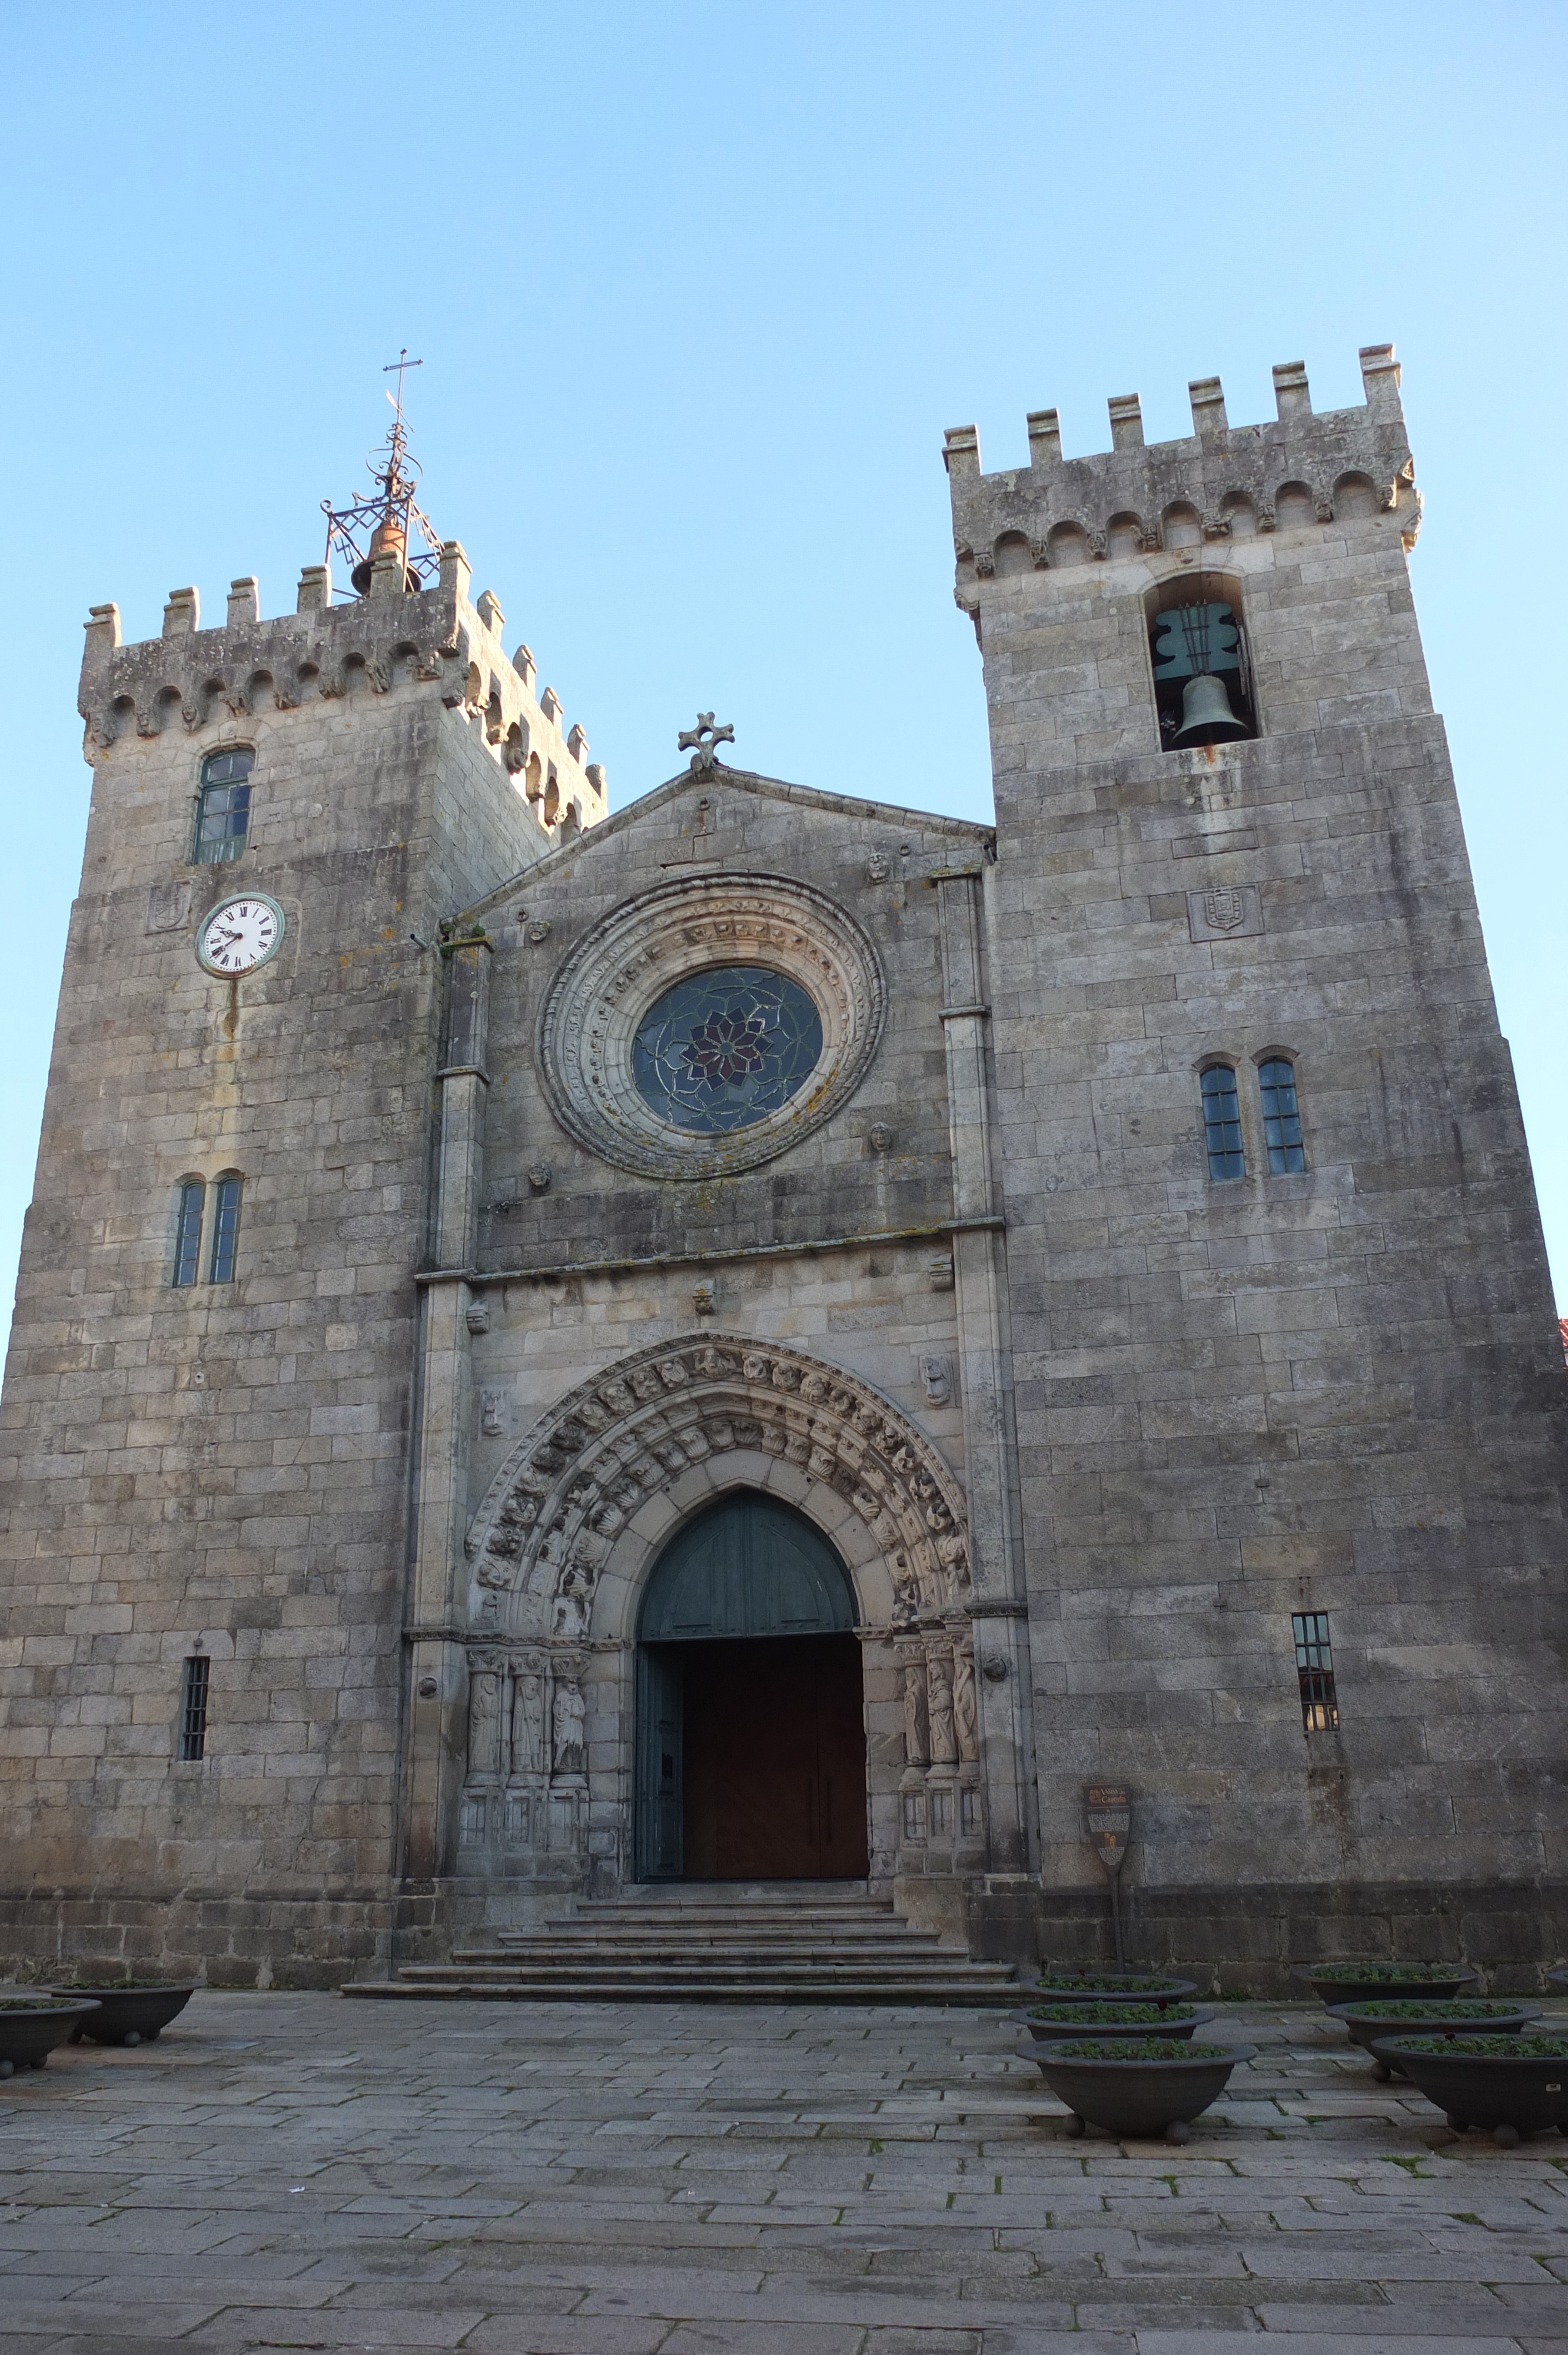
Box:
678, 713, 735, 773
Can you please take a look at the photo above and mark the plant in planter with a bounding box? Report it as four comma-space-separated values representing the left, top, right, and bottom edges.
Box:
1328, 1998, 1539, 2081
1015, 2035, 1255, 2145
42, 1977, 198, 2048
1302, 1961, 1477, 2009
0, 1996, 101, 2077
1015, 2000, 1212, 2045
1028, 1969, 1198, 2008
1368, 2033, 1568, 2146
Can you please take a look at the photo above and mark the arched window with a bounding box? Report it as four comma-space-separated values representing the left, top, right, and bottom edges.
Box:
172, 1180, 205, 1287
1258, 1057, 1305, 1173
207, 1175, 242, 1283
1201, 1065, 1245, 1180
192, 749, 254, 865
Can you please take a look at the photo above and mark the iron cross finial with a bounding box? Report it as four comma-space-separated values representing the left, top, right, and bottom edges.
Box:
677, 712, 735, 773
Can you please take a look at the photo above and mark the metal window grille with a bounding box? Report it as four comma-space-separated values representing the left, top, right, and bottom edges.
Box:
172, 1179, 204, 1288
179, 1654, 210, 1760
1201, 1064, 1245, 1180
193, 749, 254, 865
208, 1176, 242, 1284
1292, 1611, 1339, 1732
1260, 1057, 1306, 1174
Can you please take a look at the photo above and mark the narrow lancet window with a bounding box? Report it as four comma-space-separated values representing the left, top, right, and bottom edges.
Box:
208, 1175, 242, 1284
172, 1180, 204, 1287
179, 1655, 210, 1760
1259, 1058, 1306, 1173
1201, 1065, 1245, 1180
193, 749, 254, 864
1292, 1611, 1339, 1732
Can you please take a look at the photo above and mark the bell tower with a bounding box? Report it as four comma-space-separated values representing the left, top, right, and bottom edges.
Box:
946, 346, 1568, 1963
0, 390, 604, 1982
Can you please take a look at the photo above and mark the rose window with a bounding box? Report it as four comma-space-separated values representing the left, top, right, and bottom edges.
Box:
632, 966, 824, 1134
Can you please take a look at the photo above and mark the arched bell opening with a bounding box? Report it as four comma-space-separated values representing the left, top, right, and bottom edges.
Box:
1143, 569, 1260, 748
633, 1490, 869, 1883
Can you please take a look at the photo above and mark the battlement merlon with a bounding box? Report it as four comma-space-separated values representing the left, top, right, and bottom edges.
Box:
943, 344, 1420, 573
75, 542, 607, 834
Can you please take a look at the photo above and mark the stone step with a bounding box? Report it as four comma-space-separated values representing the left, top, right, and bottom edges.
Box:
465, 1942, 952, 1964
402, 1953, 1012, 1979
338, 1886, 1016, 2009
343, 1975, 1020, 2007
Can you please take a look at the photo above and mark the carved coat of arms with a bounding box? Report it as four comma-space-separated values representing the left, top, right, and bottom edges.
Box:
1202, 887, 1246, 933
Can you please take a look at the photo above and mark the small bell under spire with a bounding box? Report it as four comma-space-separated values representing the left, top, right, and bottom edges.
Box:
322, 350, 443, 601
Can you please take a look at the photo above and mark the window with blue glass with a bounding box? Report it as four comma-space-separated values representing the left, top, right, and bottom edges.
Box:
632, 966, 823, 1135
1258, 1057, 1305, 1173
172, 1179, 205, 1286
193, 748, 254, 865
1201, 1064, 1245, 1180
208, 1175, 242, 1283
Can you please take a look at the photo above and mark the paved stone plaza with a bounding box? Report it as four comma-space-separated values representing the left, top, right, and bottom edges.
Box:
5, 1994, 1568, 2350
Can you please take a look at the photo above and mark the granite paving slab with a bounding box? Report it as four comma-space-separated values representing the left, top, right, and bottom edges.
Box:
5, 1994, 1568, 2350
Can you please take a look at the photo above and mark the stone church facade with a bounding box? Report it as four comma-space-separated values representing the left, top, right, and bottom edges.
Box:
2, 343, 1564, 1986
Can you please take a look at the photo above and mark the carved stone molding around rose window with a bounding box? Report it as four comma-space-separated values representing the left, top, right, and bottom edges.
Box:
534, 873, 886, 1179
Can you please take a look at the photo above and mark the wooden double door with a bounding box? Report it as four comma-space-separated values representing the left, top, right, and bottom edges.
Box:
634, 1491, 869, 1880
639, 1632, 869, 1880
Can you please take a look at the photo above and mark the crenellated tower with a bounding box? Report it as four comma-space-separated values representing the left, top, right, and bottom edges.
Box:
948, 344, 1568, 1963
0, 416, 603, 1982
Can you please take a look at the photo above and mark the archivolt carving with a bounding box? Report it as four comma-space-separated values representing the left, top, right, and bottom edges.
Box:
464, 1332, 969, 1634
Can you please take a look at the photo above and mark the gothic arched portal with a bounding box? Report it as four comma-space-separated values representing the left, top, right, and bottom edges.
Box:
634, 1492, 869, 1882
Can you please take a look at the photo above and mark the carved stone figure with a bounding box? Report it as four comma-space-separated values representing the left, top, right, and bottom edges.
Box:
920, 1352, 952, 1405
552, 1673, 586, 1776
467, 1656, 505, 1781
926, 1650, 958, 1766
900, 1648, 929, 1766
510, 1663, 545, 1776
953, 1644, 979, 1764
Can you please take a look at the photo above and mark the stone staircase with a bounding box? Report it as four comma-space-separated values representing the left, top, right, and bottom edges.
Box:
342, 1885, 1023, 2006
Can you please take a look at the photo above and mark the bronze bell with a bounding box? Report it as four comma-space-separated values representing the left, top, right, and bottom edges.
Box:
350, 513, 416, 596
1171, 673, 1249, 746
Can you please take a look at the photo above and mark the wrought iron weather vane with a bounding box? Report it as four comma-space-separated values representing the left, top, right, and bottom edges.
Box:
679, 713, 735, 773
321, 349, 444, 598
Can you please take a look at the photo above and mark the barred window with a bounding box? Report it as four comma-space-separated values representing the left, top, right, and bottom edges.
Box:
179, 1654, 210, 1760
1260, 1057, 1306, 1173
172, 1179, 205, 1287
1293, 1611, 1339, 1733
193, 749, 253, 865
208, 1175, 242, 1285
1201, 1064, 1245, 1180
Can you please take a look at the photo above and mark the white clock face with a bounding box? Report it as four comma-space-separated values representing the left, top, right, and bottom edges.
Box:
197, 895, 283, 977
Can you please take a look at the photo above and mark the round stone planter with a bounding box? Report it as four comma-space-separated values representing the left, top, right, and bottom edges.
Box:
1545, 1966, 1568, 1996
1303, 1962, 1477, 2009
1014, 2002, 1213, 2044
1016, 2036, 1255, 2144
1026, 1971, 1198, 2008
1370, 2034, 1568, 2145
0, 1997, 101, 2076
1328, 1999, 1539, 2081
43, 1982, 197, 2047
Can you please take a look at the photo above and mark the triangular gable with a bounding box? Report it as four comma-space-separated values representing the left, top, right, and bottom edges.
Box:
454, 763, 994, 925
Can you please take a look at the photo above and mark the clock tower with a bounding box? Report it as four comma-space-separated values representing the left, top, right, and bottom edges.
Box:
0, 423, 603, 1982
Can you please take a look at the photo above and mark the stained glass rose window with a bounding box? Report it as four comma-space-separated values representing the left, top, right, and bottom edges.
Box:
632, 966, 824, 1134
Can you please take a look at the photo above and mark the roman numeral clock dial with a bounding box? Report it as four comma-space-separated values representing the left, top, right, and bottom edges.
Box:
195, 894, 285, 978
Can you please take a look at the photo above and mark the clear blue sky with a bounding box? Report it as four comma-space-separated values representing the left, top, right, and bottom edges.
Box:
2, 0, 1565, 1346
